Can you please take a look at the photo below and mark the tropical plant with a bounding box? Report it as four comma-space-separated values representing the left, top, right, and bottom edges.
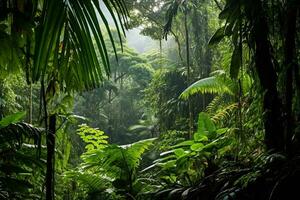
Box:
180, 70, 250, 124
0, 112, 45, 199
141, 113, 232, 196
64, 125, 156, 199
208, 0, 300, 154
1, 0, 129, 198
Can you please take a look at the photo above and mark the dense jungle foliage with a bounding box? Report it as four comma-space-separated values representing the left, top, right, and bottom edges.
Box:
0, 0, 300, 199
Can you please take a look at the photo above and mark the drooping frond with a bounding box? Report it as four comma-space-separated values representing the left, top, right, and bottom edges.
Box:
0, 112, 43, 150
0, 122, 43, 149
33, 0, 129, 91
64, 170, 111, 192
180, 76, 232, 99
206, 95, 224, 114
206, 95, 238, 124
0, 113, 45, 199
163, 0, 183, 38
122, 138, 156, 170
81, 138, 156, 177
211, 103, 238, 123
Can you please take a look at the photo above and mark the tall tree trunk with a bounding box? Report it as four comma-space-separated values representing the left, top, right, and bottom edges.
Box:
29, 83, 33, 123
46, 114, 56, 200
26, 35, 32, 124
251, 0, 284, 152
184, 3, 193, 138
0, 80, 3, 120
283, 4, 297, 155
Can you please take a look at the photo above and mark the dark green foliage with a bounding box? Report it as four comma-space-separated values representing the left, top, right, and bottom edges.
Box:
63, 125, 155, 199
1, 0, 300, 199
0, 113, 45, 199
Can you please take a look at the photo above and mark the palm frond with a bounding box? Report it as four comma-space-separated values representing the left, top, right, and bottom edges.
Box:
163, 0, 183, 38
33, 0, 129, 91
180, 76, 232, 99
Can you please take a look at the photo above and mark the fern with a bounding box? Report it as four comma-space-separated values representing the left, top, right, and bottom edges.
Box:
121, 138, 156, 170
211, 103, 238, 123
64, 170, 111, 192
72, 126, 156, 197
83, 138, 156, 177
77, 124, 108, 151
206, 95, 226, 114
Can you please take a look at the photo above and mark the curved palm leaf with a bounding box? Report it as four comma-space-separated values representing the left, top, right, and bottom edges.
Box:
33, 0, 129, 91
180, 76, 233, 99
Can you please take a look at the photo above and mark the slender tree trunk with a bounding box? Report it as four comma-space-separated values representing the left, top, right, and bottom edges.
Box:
171, 32, 184, 63
184, 3, 193, 138
251, 0, 284, 152
29, 83, 33, 123
0, 80, 3, 120
159, 39, 163, 69
295, 10, 300, 124
283, 5, 297, 154
26, 34, 32, 124
46, 114, 56, 200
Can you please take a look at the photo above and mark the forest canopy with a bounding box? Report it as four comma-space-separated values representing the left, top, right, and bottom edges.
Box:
0, 0, 300, 199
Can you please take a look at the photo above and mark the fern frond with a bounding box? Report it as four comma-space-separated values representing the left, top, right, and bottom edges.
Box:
64, 170, 111, 192
211, 103, 238, 123
77, 124, 109, 151
123, 138, 156, 169
206, 96, 224, 114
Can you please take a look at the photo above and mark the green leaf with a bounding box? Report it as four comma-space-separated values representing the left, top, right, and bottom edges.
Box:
193, 133, 208, 142
180, 76, 232, 99
208, 26, 225, 46
197, 112, 216, 137
230, 45, 242, 79
160, 160, 176, 169
174, 148, 187, 157
171, 140, 194, 148
0, 112, 26, 128
190, 143, 204, 151
216, 128, 228, 135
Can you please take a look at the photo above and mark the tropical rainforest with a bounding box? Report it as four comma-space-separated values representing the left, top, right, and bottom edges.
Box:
0, 0, 300, 199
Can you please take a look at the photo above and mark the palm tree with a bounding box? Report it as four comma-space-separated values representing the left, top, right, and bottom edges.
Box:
34, 2, 128, 198
0, 0, 128, 199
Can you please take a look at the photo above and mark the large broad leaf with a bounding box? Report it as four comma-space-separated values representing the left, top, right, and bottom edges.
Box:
0, 112, 26, 128
197, 112, 216, 138
173, 148, 188, 158
208, 26, 225, 46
